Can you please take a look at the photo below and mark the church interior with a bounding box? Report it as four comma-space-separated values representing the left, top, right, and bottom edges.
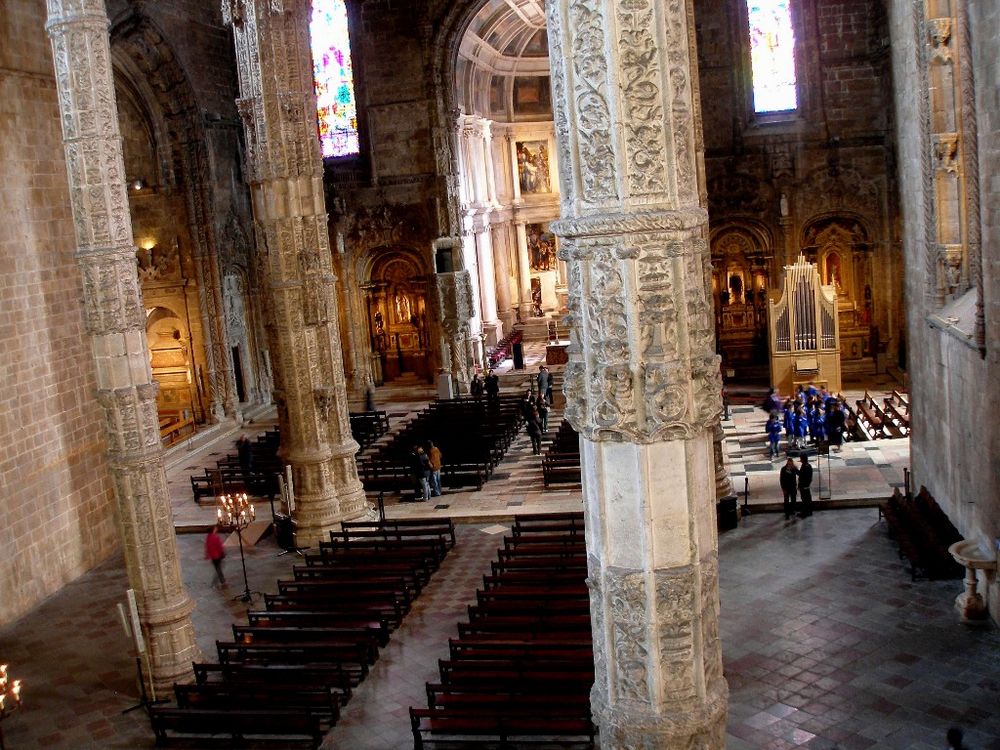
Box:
1, 0, 998, 747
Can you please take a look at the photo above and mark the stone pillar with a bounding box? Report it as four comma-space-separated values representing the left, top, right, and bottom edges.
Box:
514, 221, 533, 319
224, 0, 365, 546
546, 0, 727, 746
434, 237, 475, 388
713, 423, 736, 501
475, 230, 502, 343
492, 223, 515, 331
45, 0, 199, 691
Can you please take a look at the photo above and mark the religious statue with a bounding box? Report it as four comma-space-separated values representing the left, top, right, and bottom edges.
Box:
394, 293, 412, 323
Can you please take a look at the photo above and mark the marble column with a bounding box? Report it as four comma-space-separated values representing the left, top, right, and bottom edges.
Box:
45, 0, 199, 691
514, 221, 533, 319
492, 223, 515, 331
224, 0, 365, 546
547, 0, 727, 746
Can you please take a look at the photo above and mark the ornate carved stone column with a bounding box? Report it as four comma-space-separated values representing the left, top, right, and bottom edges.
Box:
713, 423, 736, 502
223, 0, 365, 546
45, 0, 199, 691
434, 237, 475, 389
547, 0, 727, 746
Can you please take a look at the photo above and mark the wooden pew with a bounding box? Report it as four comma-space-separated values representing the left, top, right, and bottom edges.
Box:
150, 707, 327, 748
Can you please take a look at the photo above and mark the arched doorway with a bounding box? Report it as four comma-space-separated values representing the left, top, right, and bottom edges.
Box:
363, 248, 433, 383
146, 306, 196, 424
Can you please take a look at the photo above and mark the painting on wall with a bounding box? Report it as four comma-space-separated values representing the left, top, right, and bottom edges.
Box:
527, 223, 557, 272
516, 140, 551, 194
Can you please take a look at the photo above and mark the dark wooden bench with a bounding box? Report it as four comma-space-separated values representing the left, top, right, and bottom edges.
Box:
879, 486, 964, 580
150, 707, 326, 748
192, 661, 360, 692
410, 707, 595, 750
173, 682, 340, 724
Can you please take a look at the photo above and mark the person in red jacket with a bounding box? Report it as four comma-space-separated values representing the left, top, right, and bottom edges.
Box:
205, 525, 226, 586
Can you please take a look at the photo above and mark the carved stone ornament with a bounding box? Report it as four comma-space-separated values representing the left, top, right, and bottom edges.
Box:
932, 132, 960, 174
314, 386, 336, 422
558, 230, 722, 444
926, 17, 952, 63
606, 567, 650, 703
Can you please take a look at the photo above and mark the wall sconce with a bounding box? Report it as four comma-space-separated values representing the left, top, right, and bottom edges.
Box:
140, 239, 157, 252
129, 178, 147, 192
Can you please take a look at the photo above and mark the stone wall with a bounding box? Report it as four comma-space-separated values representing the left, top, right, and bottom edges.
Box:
696, 0, 902, 369
890, 0, 1000, 620
0, 0, 117, 625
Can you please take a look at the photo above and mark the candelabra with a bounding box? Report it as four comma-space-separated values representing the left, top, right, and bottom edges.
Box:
0, 664, 23, 750
218, 493, 260, 603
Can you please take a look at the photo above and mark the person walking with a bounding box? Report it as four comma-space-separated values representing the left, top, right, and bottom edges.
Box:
427, 440, 443, 497
779, 457, 799, 519
535, 394, 549, 433
798, 454, 814, 517
470, 373, 484, 398
525, 405, 543, 455
205, 525, 226, 586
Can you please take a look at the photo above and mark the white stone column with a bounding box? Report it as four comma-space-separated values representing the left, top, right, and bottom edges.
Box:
475, 230, 502, 344
547, 0, 727, 746
492, 223, 516, 331
45, 0, 199, 691
224, 0, 365, 546
514, 220, 533, 319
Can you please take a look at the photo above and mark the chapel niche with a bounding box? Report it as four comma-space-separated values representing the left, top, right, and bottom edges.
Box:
363, 249, 433, 384
800, 216, 876, 363
710, 226, 772, 370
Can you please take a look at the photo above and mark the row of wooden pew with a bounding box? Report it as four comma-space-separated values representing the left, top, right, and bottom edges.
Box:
541, 419, 581, 487
854, 389, 910, 440
149, 518, 456, 748
879, 486, 963, 581
189, 412, 391, 503
410, 511, 595, 749
191, 429, 282, 503
359, 396, 525, 495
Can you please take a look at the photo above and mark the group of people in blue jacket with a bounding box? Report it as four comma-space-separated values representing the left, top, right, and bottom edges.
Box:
763, 384, 847, 460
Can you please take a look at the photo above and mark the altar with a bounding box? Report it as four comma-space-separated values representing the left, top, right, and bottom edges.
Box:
546, 342, 569, 365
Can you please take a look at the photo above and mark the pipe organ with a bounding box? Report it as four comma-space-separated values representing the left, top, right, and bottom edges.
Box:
768, 256, 842, 393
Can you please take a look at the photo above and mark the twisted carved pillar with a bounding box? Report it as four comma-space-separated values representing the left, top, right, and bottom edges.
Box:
224, 0, 365, 546
45, 0, 199, 691
547, 0, 727, 746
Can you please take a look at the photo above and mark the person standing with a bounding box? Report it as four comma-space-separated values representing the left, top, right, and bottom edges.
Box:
205, 525, 226, 586
537, 365, 552, 404
779, 458, 799, 519
411, 445, 431, 501
798, 454, 814, 517
826, 400, 846, 451
427, 440, 443, 497
470, 373, 484, 398
766, 412, 782, 459
364, 378, 377, 412
526, 406, 543, 455
484, 370, 500, 401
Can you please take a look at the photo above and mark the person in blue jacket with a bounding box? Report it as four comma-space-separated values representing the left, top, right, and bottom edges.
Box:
794, 405, 809, 449
810, 403, 826, 443
783, 401, 795, 446
765, 412, 783, 459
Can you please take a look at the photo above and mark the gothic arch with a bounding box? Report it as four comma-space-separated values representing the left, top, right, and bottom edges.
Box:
110, 9, 242, 419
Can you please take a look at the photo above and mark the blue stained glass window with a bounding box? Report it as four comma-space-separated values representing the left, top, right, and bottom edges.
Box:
747, 0, 798, 113
311, 0, 360, 158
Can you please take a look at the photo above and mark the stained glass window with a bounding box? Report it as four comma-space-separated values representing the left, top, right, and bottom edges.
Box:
747, 0, 798, 113
311, 0, 359, 158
